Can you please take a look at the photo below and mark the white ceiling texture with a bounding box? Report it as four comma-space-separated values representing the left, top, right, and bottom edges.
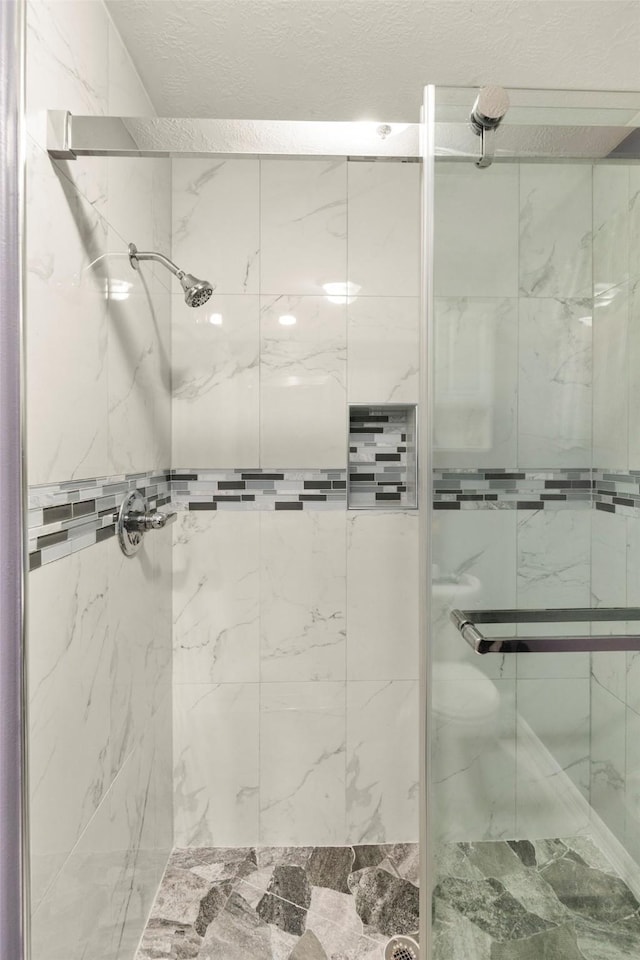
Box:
106, 0, 640, 121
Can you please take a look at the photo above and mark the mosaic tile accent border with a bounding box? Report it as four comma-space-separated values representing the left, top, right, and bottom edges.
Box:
171, 468, 347, 511
136, 843, 418, 960
348, 405, 417, 509
433, 467, 593, 511
28, 470, 171, 571
29, 465, 640, 570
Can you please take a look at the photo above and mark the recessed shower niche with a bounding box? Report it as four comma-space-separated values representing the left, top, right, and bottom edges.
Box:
348, 404, 418, 509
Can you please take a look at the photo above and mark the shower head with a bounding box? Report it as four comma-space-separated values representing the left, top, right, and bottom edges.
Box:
178, 272, 214, 309
128, 243, 214, 308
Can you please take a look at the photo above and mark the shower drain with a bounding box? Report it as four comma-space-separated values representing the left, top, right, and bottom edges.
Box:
384, 934, 420, 960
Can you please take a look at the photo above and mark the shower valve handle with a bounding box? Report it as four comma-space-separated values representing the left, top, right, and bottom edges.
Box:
116, 489, 176, 556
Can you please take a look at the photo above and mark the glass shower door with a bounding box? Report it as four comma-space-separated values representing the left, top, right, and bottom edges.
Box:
425, 87, 640, 960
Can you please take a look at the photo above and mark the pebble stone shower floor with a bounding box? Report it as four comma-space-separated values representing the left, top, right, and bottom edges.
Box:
135, 838, 640, 959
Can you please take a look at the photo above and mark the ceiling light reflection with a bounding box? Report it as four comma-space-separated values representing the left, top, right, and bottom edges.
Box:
279, 314, 297, 326
323, 281, 361, 305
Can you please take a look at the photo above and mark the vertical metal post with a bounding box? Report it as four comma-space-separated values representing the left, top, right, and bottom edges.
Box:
0, 0, 28, 958
418, 84, 436, 960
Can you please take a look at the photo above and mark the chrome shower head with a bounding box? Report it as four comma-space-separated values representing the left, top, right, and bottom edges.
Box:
178, 272, 214, 309
128, 243, 215, 308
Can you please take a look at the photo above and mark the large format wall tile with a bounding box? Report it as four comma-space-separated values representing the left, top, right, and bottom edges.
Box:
591, 682, 627, 841
591, 509, 627, 702
346, 512, 419, 681
259, 682, 346, 845
433, 297, 518, 466
26, 138, 109, 485
260, 159, 346, 295
260, 295, 347, 467
593, 165, 630, 295
347, 161, 420, 296
519, 164, 592, 298
174, 683, 259, 847
260, 511, 346, 682
173, 159, 260, 295
593, 284, 629, 470
517, 678, 591, 800
431, 509, 517, 681
347, 296, 419, 403
434, 162, 519, 298
173, 511, 260, 684
109, 528, 164, 781
346, 680, 418, 843
516, 508, 591, 680
518, 298, 592, 467
26, 0, 108, 212
172, 295, 260, 467
433, 678, 516, 843
28, 545, 110, 909
627, 280, 640, 470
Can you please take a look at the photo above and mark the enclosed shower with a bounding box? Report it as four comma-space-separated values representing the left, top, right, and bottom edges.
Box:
5, 3, 640, 960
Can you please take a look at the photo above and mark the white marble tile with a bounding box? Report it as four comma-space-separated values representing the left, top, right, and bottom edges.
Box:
346, 512, 419, 681
434, 162, 519, 298
260, 511, 346, 682
172, 294, 260, 468
106, 263, 169, 475
347, 160, 420, 296
259, 682, 345, 845
591, 509, 627, 701
627, 167, 640, 286
346, 680, 418, 843
260, 295, 347, 468
30, 787, 115, 960
28, 544, 110, 908
517, 678, 590, 800
625, 517, 640, 715
626, 280, 640, 471
107, 735, 166, 960
519, 164, 592, 298
174, 683, 259, 847
431, 509, 517, 681
26, 0, 109, 216
518, 297, 592, 467
432, 678, 516, 843
26, 137, 109, 484
593, 165, 630, 295
593, 283, 629, 470
590, 682, 627, 842
261, 159, 346, 295
347, 296, 419, 403
433, 297, 518, 466
173, 511, 260, 684
173, 159, 260, 294
108, 535, 160, 779
516, 508, 591, 679
624, 706, 640, 867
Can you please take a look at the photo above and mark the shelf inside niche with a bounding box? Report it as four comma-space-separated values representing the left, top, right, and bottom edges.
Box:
348, 404, 417, 510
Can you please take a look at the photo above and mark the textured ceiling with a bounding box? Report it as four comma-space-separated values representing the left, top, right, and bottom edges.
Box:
106, 0, 640, 121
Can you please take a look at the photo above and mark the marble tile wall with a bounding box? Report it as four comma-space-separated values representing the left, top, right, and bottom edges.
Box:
25, 3, 173, 958
433, 158, 640, 871
170, 157, 421, 848
431, 160, 598, 847
589, 164, 640, 875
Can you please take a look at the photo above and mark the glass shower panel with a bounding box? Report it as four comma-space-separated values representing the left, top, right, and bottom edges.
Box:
427, 87, 640, 960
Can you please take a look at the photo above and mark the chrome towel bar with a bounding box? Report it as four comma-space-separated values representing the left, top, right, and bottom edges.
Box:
450, 607, 640, 655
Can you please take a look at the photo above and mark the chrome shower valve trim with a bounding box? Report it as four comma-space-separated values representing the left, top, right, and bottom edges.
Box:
116, 489, 177, 557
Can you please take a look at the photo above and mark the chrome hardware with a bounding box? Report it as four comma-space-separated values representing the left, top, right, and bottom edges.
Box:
470, 85, 510, 169
450, 607, 640, 654
116, 489, 176, 557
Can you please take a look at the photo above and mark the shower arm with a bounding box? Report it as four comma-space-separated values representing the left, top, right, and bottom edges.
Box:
128, 244, 186, 279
